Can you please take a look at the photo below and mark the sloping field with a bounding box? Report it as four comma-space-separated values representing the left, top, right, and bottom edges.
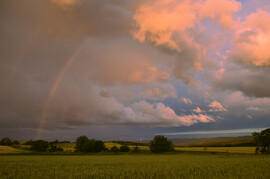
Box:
0, 146, 29, 154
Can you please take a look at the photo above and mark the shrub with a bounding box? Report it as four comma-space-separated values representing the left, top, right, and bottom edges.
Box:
120, 145, 130, 152
48, 145, 64, 152
110, 146, 119, 152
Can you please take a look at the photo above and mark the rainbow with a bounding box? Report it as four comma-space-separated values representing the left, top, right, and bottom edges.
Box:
36, 38, 90, 139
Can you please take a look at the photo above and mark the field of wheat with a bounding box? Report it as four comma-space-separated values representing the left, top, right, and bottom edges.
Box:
0, 154, 270, 178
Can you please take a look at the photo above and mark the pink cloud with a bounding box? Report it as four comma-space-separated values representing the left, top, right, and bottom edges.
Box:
209, 101, 228, 112
230, 10, 270, 66
193, 107, 203, 113
124, 100, 215, 126
200, 0, 241, 29
182, 97, 193, 104
129, 66, 170, 83
133, 0, 199, 51
146, 85, 177, 99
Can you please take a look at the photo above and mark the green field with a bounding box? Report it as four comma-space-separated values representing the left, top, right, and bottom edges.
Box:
0, 154, 270, 178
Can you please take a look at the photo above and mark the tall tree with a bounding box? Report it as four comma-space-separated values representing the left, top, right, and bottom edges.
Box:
150, 135, 173, 153
252, 128, 270, 154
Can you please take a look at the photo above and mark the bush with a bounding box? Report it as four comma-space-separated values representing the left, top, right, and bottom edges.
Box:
120, 145, 130, 152
0, 137, 12, 146
48, 145, 64, 152
150, 135, 173, 153
110, 146, 119, 152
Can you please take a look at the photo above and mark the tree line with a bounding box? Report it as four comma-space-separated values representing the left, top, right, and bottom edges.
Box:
1, 128, 269, 154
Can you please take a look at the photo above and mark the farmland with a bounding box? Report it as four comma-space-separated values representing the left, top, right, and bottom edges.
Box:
0, 140, 268, 178
0, 154, 270, 178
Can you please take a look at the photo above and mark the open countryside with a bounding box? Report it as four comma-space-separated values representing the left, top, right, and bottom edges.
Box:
2, 0, 270, 178
1, 130, 270, 179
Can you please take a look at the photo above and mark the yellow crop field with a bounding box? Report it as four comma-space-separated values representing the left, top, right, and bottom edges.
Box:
174, 147, 256, 154
1, 154, 270, 178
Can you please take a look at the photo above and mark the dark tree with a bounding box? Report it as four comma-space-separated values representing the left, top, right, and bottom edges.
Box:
75, 136, 89, 152
110, 146, 119, 152
149, 135, 173, 153
252, 128, 270, 154
120, 145, 130, 152
94, 140, 106, 152
31, 140, 49, 152
0, 137, 12, 146
83, 139, 96, 152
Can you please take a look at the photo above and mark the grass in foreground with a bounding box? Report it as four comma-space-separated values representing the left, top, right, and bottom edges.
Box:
0, 153, 270, 178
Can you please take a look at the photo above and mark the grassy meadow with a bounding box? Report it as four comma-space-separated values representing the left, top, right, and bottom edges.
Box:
1, 154, 270, 178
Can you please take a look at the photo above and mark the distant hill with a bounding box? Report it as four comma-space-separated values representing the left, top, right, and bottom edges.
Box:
170, 136, 256, 147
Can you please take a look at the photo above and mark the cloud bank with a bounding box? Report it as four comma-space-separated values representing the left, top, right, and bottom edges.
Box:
1, 0, 270, 139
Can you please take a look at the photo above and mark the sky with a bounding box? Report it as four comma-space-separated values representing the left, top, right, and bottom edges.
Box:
1, 0, 270, 141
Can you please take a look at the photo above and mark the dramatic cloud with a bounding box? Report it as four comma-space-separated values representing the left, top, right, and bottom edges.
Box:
129, 101, 215, 126
132, 0, 241, 84
230, 10, 270, 66
1, 0, 270, 140
200, 0, 241, 29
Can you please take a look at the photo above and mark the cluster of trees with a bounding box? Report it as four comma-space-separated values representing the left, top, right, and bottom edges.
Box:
75, 136, 133, 153
253, 128, 270, 154
75, 136, 106, 152
0, 137, 20, 146
30, 140, 64, 152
